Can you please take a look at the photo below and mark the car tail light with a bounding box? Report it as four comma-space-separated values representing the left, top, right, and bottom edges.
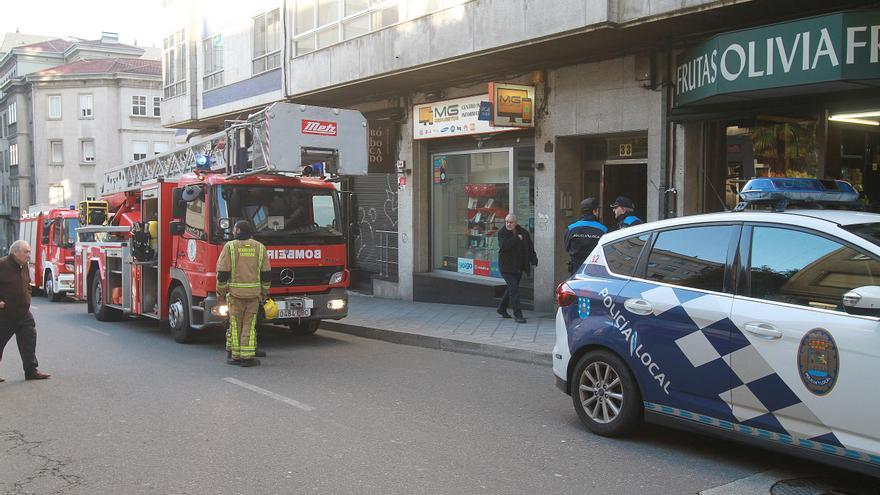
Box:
556, 282, 577, 307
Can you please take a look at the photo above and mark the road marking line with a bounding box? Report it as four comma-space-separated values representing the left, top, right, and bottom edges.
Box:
83, 326, 110, 336
222, 377, 315, 411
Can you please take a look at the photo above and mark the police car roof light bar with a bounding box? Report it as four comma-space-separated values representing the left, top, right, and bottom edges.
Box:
733, 178, 861, 213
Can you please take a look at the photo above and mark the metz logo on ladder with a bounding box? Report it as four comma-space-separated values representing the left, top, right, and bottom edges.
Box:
301, 119, 338, 136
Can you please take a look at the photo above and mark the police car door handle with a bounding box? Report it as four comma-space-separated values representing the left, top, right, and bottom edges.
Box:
744, 322, 782, 340
624, 298, 654, 316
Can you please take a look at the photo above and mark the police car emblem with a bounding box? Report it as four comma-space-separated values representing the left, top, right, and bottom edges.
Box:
578, 297, 591, 318
797, 328, 839, 396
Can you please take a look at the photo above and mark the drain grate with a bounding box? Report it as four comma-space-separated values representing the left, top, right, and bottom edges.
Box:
770, 477, 879, 495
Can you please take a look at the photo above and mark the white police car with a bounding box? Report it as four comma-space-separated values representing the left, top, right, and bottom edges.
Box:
554, 178, 880, 476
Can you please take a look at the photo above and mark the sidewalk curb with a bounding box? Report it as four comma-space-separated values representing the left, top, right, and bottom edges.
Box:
321, 321, 553, 367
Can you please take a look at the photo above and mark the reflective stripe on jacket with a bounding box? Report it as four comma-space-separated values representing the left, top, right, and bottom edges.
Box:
215, 239, 272, 299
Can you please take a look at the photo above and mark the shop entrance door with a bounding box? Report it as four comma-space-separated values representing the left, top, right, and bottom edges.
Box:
602, 162, 647, 227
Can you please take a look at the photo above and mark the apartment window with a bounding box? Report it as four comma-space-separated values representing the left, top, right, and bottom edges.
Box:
80, 183, 96, 201
163, 29, 187, 98
132, 95, 147, 116
153, 142, 169, 155
49, 184, 65, 206
9, 143, 18, 165
252, 9, 281, 74
79, 94, 93, 118
0, 113, 6, 138
10, 184, 19, 206
292, 0, 471, 56
8, 102, 16, 125
203, 34, 224, 90
48, 95, 62, 119
81, 140, 95, 163
50, 140, 63, 165
153, 96, 161, 117
133, 141, 148, 161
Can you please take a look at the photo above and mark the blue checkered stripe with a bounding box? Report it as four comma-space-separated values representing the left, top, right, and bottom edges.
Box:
644, 402, 880, 466
640, 286, 856, 462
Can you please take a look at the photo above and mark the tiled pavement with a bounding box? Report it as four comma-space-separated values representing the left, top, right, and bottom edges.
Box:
320, 293, 556, 365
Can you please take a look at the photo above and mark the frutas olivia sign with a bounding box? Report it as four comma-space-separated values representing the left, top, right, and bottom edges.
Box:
675, 11, 880, 107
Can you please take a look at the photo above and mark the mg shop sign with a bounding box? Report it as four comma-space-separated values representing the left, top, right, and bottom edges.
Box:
675, 11, 880, 107
413, 94, 516, 140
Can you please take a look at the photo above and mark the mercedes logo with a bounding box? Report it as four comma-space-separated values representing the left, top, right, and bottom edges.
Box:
279, 268, 295, 285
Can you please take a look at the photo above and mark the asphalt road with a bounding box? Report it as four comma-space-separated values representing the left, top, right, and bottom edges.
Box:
0, 299, 864, 494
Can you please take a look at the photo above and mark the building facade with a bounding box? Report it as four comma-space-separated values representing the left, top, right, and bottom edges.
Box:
161, 0, 880, 311
0, 34, 173, 251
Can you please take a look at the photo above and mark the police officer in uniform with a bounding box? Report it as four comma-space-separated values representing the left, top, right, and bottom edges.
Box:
610, 196, 643, 230
564, 198, 607, 275
215, 221, 271, 367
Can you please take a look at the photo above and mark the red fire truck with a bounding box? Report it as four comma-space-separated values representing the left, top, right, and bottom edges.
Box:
19, 206, 81, 301
73, 103, 368, 342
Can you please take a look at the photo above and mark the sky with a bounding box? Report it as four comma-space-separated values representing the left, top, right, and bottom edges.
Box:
0, 0, 166, 48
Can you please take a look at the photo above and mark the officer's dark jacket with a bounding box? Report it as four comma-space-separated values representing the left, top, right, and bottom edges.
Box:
497, 226, 538, 275
616, 213, 643, 230
564, 214, 608, 269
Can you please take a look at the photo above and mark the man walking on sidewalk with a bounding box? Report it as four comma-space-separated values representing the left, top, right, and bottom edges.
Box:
0, 240, 51, 383
497, 214, 537, 324
215, 221, 272, 367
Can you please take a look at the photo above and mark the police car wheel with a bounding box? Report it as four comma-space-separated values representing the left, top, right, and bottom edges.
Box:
572, 350, 642, 437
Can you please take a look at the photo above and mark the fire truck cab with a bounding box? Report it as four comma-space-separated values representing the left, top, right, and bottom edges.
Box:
74, 103, 368, 343
19, 206, 80, 301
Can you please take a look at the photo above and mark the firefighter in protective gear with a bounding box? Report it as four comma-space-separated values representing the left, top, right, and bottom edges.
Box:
215, 220, 272, 367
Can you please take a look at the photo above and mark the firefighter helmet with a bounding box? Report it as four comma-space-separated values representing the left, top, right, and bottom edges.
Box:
263, 298, 278, 320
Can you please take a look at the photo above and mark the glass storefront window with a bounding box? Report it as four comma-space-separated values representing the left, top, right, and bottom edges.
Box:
432, 149, 511, 278
723, 119, 819, 209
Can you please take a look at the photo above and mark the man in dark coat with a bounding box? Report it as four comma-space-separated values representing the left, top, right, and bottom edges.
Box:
497, 214, 537, 324
0, 240, 51, 383
564, 197, 607, 275
610, 196, 643, 230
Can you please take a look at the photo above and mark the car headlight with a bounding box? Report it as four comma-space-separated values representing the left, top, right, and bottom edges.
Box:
327, 299, 346, 311
64, 263, 74, 271
329, 271, 345, 285
211, 304, 229, 316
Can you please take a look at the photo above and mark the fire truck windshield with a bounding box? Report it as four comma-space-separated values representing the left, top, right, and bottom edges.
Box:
61, 218, 79, 248
212, 185, 342, 245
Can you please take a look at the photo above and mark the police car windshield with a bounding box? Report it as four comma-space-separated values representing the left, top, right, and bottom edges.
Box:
843, 223, 880, 248
213, 185, 341, 245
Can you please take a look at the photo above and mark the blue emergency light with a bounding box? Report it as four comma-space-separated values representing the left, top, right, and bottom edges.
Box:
194, 154, 211, 169
735, 178, 860, 212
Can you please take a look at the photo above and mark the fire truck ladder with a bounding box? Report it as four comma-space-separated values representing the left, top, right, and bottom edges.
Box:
101, 131, 229, 195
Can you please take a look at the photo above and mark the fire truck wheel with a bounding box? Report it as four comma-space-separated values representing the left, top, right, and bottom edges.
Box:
166, 286, 194, 344
45, 274, 62, 302
288, 321, 319, 335
91, 273, 121, 321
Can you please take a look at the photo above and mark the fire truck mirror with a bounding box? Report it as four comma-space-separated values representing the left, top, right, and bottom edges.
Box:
169, 221, 185, 236
171, 188, 186, 218
349, 221, 360, 237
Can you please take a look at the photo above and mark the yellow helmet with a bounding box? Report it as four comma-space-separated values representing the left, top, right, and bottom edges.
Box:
263, 298, 278, 320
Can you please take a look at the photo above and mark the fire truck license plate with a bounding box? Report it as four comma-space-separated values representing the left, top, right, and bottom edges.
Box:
277, 308, 311, 318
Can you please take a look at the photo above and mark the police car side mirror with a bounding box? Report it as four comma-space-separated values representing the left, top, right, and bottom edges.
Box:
842, 286, 880, 317
169, 221, 185, 236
